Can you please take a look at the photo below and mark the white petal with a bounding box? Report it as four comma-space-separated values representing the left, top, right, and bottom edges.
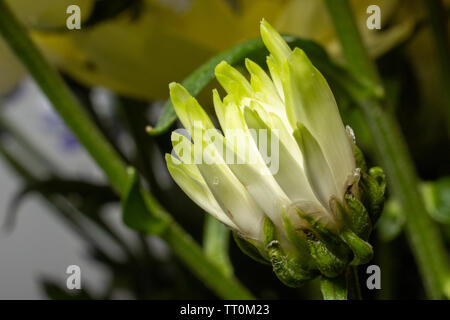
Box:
294, 123, 338, 211
165, 154, 237, 229
244, 106, 322, 208
283, 48, 355, 199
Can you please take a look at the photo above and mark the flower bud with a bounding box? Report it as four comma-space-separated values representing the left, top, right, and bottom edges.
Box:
165, 19, 386, 286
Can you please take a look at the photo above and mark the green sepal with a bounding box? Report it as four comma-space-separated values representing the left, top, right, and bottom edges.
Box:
281, 211, 312, 260
232, 232, 270, 265
353, 144, 368, 173
290, 208, 350, 278
344, 193, 372, 240
305, 233, 350, 278
359, 166, 386, 224
295, 206, 342, 246
340, 229, 373, 265
122, 167, 169, 235
264, 218, 316, 287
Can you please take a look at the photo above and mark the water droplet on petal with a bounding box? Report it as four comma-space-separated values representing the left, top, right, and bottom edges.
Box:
212, 177, 220, 185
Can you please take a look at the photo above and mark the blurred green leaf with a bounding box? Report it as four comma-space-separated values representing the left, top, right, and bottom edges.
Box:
122, 167, 169, 234
377, 197, 406, 242
378, 176, 450, 242
422, 177, 450, 224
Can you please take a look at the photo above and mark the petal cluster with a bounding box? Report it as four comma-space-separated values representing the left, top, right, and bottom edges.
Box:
167, 19, 355, 246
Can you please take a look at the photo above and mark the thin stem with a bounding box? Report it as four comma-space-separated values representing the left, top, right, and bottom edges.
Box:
324, 0, 381, 92
325, 0, 450, 299
347, 266, 362, 300
203, 215, 233, 277
0, 0, 253, 300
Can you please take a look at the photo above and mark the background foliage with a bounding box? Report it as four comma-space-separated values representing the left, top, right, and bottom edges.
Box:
0, 0, 449, 299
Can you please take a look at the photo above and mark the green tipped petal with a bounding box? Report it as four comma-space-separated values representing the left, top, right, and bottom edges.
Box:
245, 58, 285, 118
169, 82, 215, 134
215, 61, 253, 107
171, 132, 195, 164
212, 89, 247, 132
266, 55, 284, 100
196, 134, 265, 242
244, 107, 318, 206
294, 123, 338, 210
165, 153, 237, 229
283, 48, 355, 199
260, 19, 291, 66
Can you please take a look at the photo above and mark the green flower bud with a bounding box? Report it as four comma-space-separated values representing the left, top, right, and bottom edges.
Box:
165, 19, 386, 287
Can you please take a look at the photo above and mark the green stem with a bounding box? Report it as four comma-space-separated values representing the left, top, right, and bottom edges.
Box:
0, 0, 253, 300
320, 267, 361, 300
347, 266, 362, 300
325, 0, 450, 299
425, 0, 450, 136
320, 275, 347, 300
324, 0, 381, 92
203, 215, 233, 277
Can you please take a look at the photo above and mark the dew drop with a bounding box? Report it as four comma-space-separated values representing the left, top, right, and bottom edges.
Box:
212, 177, 220, 185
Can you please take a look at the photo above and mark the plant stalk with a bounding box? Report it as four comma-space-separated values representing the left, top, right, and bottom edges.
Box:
325, 0, 450, 299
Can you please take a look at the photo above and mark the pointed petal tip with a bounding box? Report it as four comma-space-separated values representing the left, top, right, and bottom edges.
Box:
168, 81, 178, 89
164, 152, 171, 162
170, 131, 184, 142
169, 82, 185, 95
212, 88, 221, 103
165, 153, 181, 169
244, 58, 258, 72
260, 19, 291, 64
259, 18, 272, 34
288, 47, 314, 73
214, 60, 230, 75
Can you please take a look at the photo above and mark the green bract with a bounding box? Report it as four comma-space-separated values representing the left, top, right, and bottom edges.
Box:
165, 19, 385, 287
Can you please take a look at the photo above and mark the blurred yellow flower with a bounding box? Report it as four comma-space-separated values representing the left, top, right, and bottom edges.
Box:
0, 0, 425, 99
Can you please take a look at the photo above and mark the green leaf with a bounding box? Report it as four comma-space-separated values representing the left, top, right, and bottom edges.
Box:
122, 167, 168, 234
149, 35, 331, 135
377, 198, 406, 242
378, 177, 450, 242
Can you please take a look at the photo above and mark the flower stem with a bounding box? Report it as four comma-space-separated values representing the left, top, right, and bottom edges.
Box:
320, 275, 347, 300
320, 267, 362, 300
347, 266, 362, 300
325, 0, 450, 299
0, 0, 253, 300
